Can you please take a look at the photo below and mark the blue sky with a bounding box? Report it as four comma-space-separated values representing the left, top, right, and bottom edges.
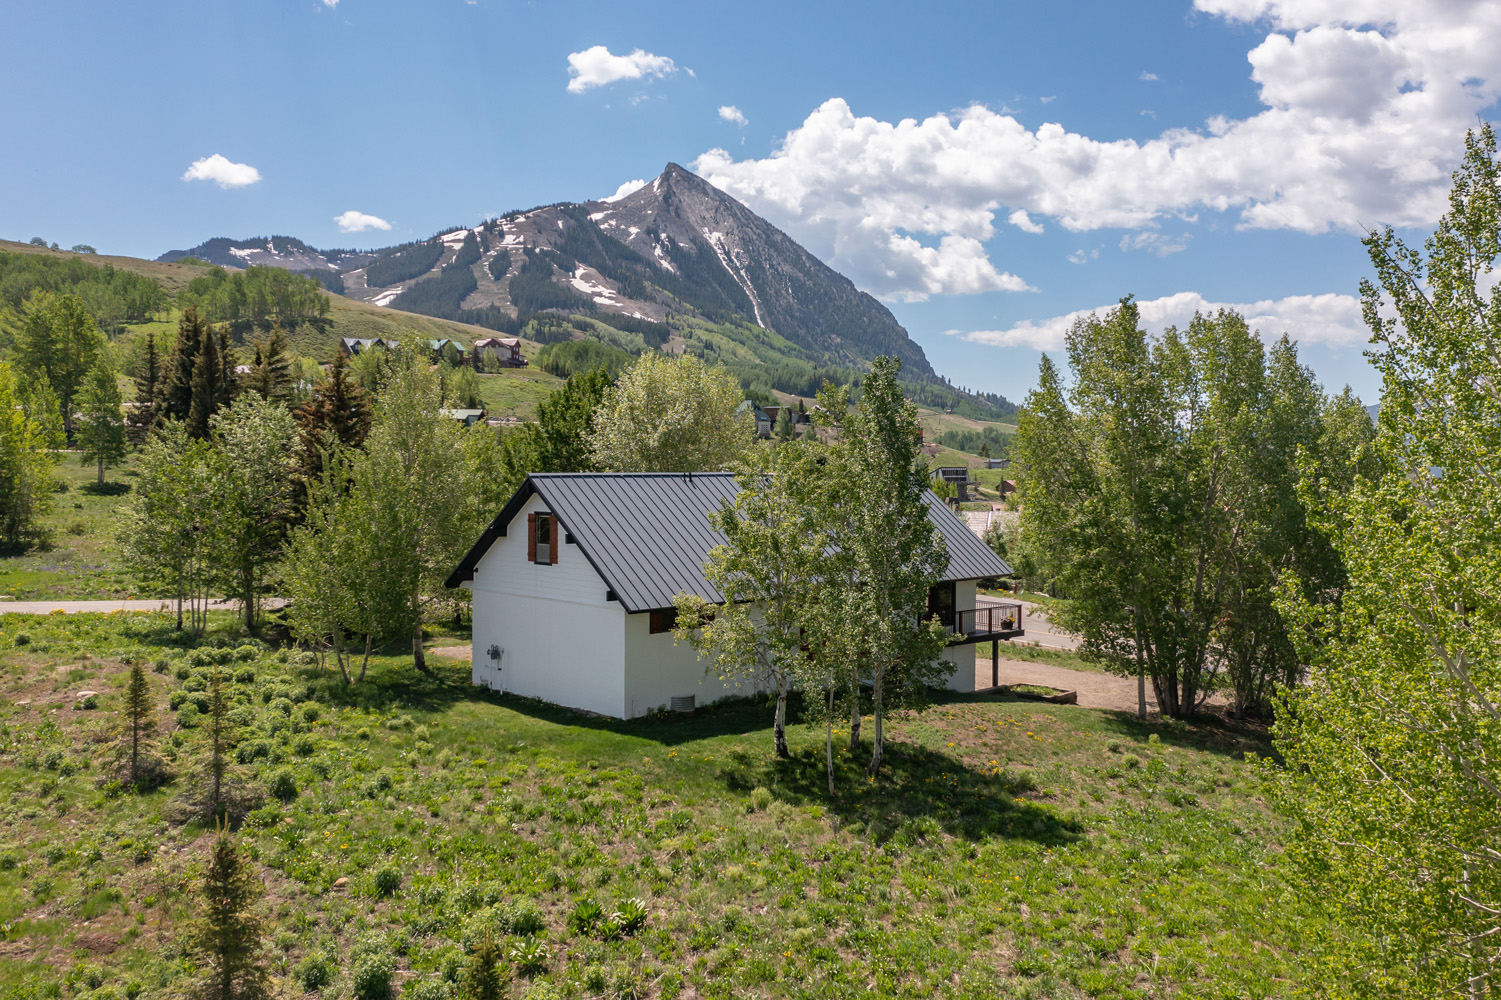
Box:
4, 1, 1496, 405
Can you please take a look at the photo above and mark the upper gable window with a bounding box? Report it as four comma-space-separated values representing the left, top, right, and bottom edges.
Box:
527, 512, 557, 565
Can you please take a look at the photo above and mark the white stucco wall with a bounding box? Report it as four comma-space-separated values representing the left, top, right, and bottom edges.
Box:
467, 493, 628, 718
943, 580, 979, 692
621, 612, 750, 718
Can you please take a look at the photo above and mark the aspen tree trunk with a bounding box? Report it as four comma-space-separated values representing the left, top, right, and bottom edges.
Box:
412, 586, 428, 672
773, 680, 789, 759
825, 690, 835, 795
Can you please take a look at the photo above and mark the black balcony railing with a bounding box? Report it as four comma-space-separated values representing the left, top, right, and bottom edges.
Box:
951, 603, 1024, 640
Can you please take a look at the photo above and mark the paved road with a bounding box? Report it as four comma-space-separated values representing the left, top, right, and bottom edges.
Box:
977, 595, 1081, 651
0, 598, 284, 615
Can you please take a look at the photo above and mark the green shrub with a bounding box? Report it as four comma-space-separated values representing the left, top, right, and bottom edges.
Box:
612, 897, 648, 935
407, 981, 454, 1000
501, 897, 546, 936
12, 633, 30, 647
236, 740, 271, 765
569, 897, 604, 935
508, 937, 548, 976
301, 703, 320, 723
269, 697, 294, 717
350, 953, 393, 1000
749, 787, 773, 812
292, 735, 317, 757
233, 645, 258, 662
362, 770, 394, 798
67, 963, 106, 991
167, 691, 188, 710
174, 663, 192, 680
267, 768, 298, 803
372, 864, 402, 898
152, 659, 171, 674
294, 952, 334, 991
233, 667, 255, 684
175, 704, 201, 728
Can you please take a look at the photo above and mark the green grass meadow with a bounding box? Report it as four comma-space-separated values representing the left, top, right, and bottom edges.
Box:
0, 456, 140, 601
0, 611, 1324, 999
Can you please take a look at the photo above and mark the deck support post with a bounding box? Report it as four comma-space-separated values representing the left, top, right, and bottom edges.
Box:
992, 641, 999, 688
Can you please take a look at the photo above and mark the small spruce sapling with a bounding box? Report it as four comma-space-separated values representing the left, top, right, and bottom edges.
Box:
463, 931, 505, 1000
118, 662, 160, 788
191, 826, 269, 1000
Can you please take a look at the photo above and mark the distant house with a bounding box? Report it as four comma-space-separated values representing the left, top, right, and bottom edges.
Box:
340, 337, 394, 357
442, 407, 487, 427
934, 466, 971, 502
473, 337, 527, 370
984, 457, 1011, 470
446, 473, 1019, 719
425, 339, 468, 366
762, 403, 811, 437
737, 400, 772, 438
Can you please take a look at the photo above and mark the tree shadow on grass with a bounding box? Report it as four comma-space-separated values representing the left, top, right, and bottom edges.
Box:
1090, 706, 1275, 762
726, 740, 1084, 847
79, 481, 131, 497
296, 655, 777, 747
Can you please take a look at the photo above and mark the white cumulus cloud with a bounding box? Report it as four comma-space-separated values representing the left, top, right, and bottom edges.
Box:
1119, 231, 1190, 256
566, 45, 676, 93
693, 0, 1501, 300
718, 105, 748, 127
334, 210, 391, 233
1139, 70, 1160, 81
1008, 209, 1044, 234
181, 154, 261, 189
600, 179, 648, 203
947, 291, 1366, 352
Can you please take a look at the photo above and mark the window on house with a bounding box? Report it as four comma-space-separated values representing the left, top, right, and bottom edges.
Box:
527, 512, 557, 565
927, 581, 955, 628
649, 609, 675, 634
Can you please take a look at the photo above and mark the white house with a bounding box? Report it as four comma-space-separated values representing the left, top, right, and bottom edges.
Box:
445, 472, 1020, 719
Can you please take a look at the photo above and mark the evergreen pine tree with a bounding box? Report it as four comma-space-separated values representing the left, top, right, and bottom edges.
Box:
130, 330, 161, 443
191, 827, 268, 1000
164, 308, 209, 422
978, 441, 990, 460
187, 331, 220, 440
205, 666, 231, 816
216, 327, 238, 410
290, 352, 373, 516
248, 327, 292, 402
462, 932, 504, 1000
120, 662, 156, 787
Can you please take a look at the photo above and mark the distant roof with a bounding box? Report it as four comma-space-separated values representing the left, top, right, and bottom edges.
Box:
446, 472, 1013, 611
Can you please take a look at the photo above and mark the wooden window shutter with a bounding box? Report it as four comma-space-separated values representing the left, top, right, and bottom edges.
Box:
527, 512, 537, 563
548, 515, 559, 565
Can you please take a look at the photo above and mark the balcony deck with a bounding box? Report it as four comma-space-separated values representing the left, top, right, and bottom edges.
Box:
945, 602, 1025, 645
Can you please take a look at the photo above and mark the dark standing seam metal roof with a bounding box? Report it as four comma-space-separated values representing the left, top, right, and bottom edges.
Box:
445, 472, 1014, 612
